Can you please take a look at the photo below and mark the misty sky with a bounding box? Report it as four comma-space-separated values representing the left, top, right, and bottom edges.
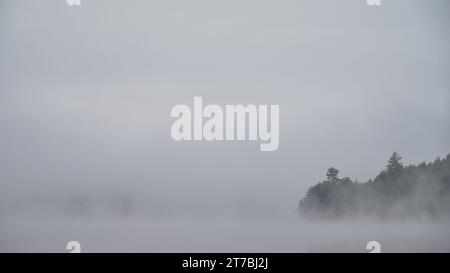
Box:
1, 0, 449, 218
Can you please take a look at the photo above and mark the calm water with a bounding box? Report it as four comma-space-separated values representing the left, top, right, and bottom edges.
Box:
1, 213, 449, 252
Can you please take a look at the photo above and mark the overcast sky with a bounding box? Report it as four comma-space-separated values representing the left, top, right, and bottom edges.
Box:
1, 0, 449, 218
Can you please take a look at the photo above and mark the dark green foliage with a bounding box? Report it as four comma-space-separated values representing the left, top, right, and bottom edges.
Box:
298, 153, 450, 220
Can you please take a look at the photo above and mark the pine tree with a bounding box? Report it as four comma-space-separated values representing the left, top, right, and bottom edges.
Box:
386, 152, 403, 177
326, 167, 340, 182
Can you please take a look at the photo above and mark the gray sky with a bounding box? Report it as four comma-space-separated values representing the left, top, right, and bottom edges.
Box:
1, 0, 449, 218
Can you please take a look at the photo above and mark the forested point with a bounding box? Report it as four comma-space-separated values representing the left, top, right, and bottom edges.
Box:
298, 153, 450, 220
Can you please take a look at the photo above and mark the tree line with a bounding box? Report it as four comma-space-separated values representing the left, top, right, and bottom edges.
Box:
298, 152, 450, 220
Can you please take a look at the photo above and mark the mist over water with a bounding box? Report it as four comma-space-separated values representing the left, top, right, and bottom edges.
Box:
1, 0, 450, 252
2, 216, 450, 253
1, 193, 450, 252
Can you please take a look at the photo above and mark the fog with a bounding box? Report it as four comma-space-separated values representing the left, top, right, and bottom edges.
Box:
1, 0, 449, 252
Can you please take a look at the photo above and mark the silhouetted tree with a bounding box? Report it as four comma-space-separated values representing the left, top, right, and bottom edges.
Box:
326, 167, 340, 182
298, 152, 450, 219
386, 152, 403, 178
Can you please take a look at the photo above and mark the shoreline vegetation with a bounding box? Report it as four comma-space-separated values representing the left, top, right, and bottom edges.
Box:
298, 153, 450, 220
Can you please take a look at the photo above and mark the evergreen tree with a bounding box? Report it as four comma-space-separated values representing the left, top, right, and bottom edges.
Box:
298, 152, 450, 219
326, 167, 340, 182
386, 152, 403, 177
